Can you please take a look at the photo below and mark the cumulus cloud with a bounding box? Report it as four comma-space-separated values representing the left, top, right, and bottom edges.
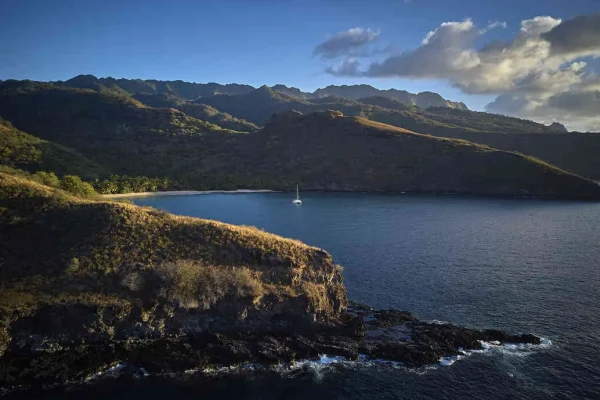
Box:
542, 13, 600, 56
353, 16, 569, 94
320, 13, 600, 131
313, 28, 380, 59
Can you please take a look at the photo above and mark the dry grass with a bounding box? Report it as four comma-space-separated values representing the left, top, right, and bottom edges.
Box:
154, 260, 265, 310
0, 172, 347, 329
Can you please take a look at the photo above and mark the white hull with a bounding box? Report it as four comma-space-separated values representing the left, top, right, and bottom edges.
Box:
293, 184, 302, 205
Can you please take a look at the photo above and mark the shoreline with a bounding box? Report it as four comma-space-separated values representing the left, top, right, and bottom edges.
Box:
102, 189, 277, 199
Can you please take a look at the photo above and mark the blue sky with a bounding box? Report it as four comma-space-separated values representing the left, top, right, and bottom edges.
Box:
1, 0, 599, 114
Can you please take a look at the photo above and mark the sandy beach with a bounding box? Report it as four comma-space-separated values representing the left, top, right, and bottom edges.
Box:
102, 189, 277, 199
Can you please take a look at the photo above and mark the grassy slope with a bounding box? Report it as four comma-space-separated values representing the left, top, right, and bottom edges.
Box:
0, 172, 346, 353
0, 119, 106, 179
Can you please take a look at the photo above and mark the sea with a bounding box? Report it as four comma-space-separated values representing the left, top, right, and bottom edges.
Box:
18, 192, 600, 399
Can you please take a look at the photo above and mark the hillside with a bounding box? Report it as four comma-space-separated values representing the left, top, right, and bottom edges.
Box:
0, 172, 344, 312
133, 92, 259, 131
0, 118, 105, 179
428, 129, 600, 180
424, 107, 568, 133
0, 80, 239, 179
313, 85, 468, 110
228, 111, 600, 198
197, 86, 311, 125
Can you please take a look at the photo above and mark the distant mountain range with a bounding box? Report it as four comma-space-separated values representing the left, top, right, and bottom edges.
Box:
49, 75, 570, 134
56, 75, 468, 111
1, 78, 599, 198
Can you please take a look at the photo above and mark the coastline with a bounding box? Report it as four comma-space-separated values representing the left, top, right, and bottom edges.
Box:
99, 187, 600, 201
102, 189, 277, 199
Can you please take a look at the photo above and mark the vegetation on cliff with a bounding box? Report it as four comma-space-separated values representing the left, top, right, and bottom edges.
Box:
0, 172, 346, 353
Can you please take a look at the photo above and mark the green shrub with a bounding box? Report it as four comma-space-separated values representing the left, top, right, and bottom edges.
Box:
32, 171, 60, 187
60, 175, 96, 198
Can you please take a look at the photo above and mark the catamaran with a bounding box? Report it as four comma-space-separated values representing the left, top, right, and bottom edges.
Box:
292, 184, 302, 205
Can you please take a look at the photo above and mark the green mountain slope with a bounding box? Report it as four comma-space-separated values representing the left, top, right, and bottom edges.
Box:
133, 93, 259, 131
0, 80, 238, 179
0, 118, 106, 179
197, 86, 310, 124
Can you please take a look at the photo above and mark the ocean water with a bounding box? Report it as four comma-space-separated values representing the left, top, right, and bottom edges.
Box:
21, 193, 600, 399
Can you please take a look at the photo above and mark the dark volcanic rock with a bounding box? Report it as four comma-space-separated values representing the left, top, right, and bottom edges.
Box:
0, 305, 543, 390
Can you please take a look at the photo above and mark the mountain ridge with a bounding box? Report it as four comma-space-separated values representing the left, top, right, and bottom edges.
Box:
55, 74, 467, 110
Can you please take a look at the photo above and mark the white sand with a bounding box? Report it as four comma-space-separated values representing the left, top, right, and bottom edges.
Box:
102, 189, 276, 199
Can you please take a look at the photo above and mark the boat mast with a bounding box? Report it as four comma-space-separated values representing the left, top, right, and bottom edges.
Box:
296, 184, 299, 199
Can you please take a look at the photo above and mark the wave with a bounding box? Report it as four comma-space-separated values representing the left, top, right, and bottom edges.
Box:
439, 338, 553, 367
80, 338, 553, 385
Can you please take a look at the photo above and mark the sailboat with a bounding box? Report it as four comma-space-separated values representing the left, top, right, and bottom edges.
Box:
292, 184, 302, 205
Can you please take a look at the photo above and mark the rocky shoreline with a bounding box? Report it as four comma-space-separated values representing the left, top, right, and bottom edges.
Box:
0, 302, 541, 393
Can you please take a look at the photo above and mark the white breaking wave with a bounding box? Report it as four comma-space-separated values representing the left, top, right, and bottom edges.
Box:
84, 363, 128, 382
438, 338, 553, 367
80, 338, 553, 383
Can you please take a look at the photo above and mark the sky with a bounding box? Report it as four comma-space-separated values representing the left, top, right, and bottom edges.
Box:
1, 0, 599, 130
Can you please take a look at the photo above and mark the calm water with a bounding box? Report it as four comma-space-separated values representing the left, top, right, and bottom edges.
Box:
24, 193, 600, 399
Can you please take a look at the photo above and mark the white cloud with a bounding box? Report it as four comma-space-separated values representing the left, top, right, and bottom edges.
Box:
321, 13, 600, 131
313, 28, 380, 59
